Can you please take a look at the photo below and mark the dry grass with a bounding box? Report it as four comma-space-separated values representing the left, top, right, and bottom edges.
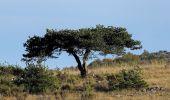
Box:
63, 65, 134, 76
61, 63, 170, 100
3, 63, 170, 100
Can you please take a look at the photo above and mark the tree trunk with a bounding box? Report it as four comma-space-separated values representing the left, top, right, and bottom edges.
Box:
71, 51, 86, 77
82, 49, 90, 76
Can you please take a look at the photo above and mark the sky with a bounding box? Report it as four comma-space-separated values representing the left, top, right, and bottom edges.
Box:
0, 0, 170, 69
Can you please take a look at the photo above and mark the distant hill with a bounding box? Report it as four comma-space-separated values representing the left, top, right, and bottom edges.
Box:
140, 50, 170, 62
88, 50, 170, 67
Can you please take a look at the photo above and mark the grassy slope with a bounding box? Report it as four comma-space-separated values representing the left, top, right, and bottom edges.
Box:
2, 63, 170, 100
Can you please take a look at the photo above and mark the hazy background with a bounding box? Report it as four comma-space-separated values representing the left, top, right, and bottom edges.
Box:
0, 0, 170, 68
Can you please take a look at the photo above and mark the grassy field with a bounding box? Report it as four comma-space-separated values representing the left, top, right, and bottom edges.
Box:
1, 62, 170, 100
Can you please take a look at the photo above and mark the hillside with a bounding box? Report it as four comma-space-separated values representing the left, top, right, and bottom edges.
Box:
88, 50, 170, 68
1, 60, 170, 100
63, 63, 170, 100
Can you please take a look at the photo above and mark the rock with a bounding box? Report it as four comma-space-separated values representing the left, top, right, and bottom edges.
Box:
145, 86, 165, 93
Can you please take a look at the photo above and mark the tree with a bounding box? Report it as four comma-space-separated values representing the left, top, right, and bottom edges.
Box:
23, 25, 142, 77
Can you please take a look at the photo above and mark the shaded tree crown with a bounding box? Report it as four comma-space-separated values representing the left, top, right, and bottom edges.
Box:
23, 25, 142, 77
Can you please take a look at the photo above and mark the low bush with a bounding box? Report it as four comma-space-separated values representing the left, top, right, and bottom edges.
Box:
107, 69, 148, 90
0, 64, 24, 96
0, 76, 24, 96
14, 64, 61, 94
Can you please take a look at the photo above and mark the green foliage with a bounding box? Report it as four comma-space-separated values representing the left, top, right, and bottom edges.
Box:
0, 78, 24, 96
81, 81, 94, 99
107, 69, 148, 90
0, 65, 23, 76
23, 25, 141, 60
23, 25, 142, 77
14, 64, 61, 93
0, 65, 24, 96
0, 63, 149, 97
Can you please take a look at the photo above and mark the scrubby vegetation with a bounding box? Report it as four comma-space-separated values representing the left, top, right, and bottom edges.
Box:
14, 64, 61, 94
1, 50, 170, 99
107, 69, 148, 90
0, 64, 147, 99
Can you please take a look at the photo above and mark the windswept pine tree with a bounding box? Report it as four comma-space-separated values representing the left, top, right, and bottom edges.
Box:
23, 25, 142, 77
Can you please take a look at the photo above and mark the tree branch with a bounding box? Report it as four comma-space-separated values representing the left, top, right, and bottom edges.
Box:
82, 49, 90, 73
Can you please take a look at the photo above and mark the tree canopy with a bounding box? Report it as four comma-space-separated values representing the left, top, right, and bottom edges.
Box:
23, 25, 142, 77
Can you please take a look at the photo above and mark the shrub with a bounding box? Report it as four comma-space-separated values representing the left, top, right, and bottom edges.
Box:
0, 64, 24, 96
14, 64, 61, 94
107, 69, 148, 90
0, 65, 23, 76
0, 76, 24, 96
81, 81, 94, 99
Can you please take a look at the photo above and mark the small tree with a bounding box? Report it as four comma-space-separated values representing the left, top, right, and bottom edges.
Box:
23, 25, 142, 77
14, 64, 60, 93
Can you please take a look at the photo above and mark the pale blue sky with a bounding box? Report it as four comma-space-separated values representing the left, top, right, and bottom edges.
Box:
0, 0, 170, 68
